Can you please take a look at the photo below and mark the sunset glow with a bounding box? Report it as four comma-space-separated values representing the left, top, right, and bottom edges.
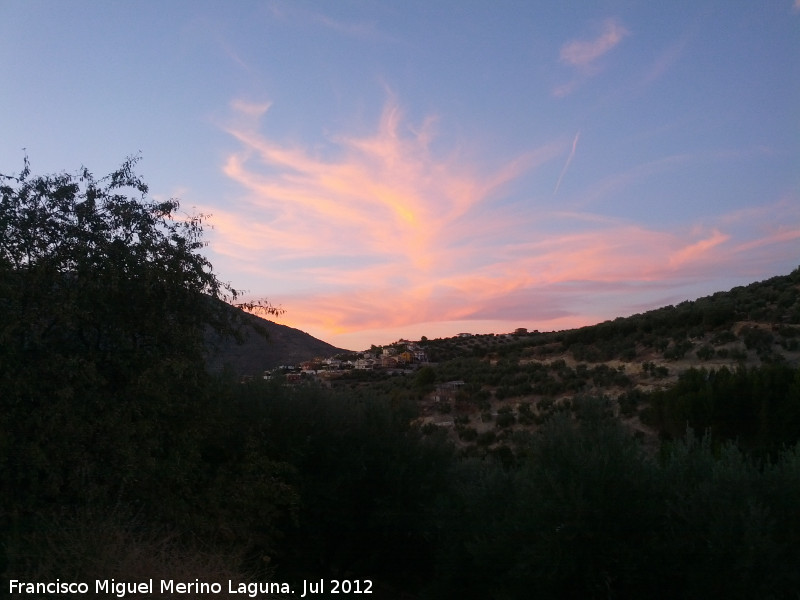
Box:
2, 2, 798, 349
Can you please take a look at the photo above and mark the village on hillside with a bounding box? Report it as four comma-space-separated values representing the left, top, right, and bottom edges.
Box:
259, 329, 534, 384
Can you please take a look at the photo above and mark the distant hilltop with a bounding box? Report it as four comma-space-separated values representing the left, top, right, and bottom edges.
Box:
205, 307, 351, 377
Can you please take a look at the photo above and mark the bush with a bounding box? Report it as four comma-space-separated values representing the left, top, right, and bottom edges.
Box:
664, 339, 693, 359
654, 365, 669, 378
741, 326, 774, 352
712, 330, 737, 345
495, 407, 516, 429
517, 402, 536, 425
458, 426, 479, 442
696, 345, 715, 360
476, 431, 497, 446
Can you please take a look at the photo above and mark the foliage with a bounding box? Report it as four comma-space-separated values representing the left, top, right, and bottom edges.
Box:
429, 404, 800, 599
642, 364, 800, 456
229, 382, 454, 588
414, 365, 436, 388
1, 157, 238, 381
0, 158, 290, 577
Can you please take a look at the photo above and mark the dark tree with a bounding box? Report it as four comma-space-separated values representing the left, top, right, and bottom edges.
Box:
0, 156, 283, 392
0, 156, 282, 517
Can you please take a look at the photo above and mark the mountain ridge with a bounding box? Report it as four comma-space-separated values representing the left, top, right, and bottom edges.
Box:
205, 308, 351, 376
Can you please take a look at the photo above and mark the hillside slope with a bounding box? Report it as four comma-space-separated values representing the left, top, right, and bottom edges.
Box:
404, 267, 800, 453
206, 309, 351, 376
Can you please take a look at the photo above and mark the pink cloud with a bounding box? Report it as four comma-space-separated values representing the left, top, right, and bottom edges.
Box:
216, 99, 565, 275
206, 99, 800, 349
668, 229, 730, 269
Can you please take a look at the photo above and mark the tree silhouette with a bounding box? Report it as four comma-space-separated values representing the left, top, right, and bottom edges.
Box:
0, 155, 282, 517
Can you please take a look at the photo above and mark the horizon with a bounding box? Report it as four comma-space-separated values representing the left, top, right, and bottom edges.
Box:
286, 265, 799, 353
3, 2, 799, 350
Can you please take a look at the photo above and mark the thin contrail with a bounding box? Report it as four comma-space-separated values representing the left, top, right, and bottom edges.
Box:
553, 131, 580, 196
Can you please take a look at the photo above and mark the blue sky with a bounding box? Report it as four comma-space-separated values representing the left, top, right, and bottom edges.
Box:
2, 1, 799, 350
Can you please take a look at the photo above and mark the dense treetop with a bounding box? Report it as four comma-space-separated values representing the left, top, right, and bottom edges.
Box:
0, 157, 283, 397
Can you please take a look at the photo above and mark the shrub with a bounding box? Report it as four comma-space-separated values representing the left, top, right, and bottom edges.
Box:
476, 431, 497, 446
458, 426, 479, 442
696, 345, 715, 360
495, 408, 516, 429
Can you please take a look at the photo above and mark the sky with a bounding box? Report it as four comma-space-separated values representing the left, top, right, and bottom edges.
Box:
2, 1, 799, 350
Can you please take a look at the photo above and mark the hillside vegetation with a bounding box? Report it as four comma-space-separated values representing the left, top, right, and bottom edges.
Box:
2, 160, 800, 599
399, 268, 800, 460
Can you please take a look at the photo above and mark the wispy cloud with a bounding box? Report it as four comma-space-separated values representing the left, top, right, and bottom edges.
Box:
208, 98, 800, 348
559, 18, 629, 69
554, 131, 580, 195
220, 101, 528, 271
668, 229, 730, 268
640, 37, 688, 87
229, 99, 272, 118
554, 18, 629, 96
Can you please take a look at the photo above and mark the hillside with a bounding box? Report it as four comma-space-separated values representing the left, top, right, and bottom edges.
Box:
205, 307, 351, 376
363, 267, 800, 455
206, 268, 799, 453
